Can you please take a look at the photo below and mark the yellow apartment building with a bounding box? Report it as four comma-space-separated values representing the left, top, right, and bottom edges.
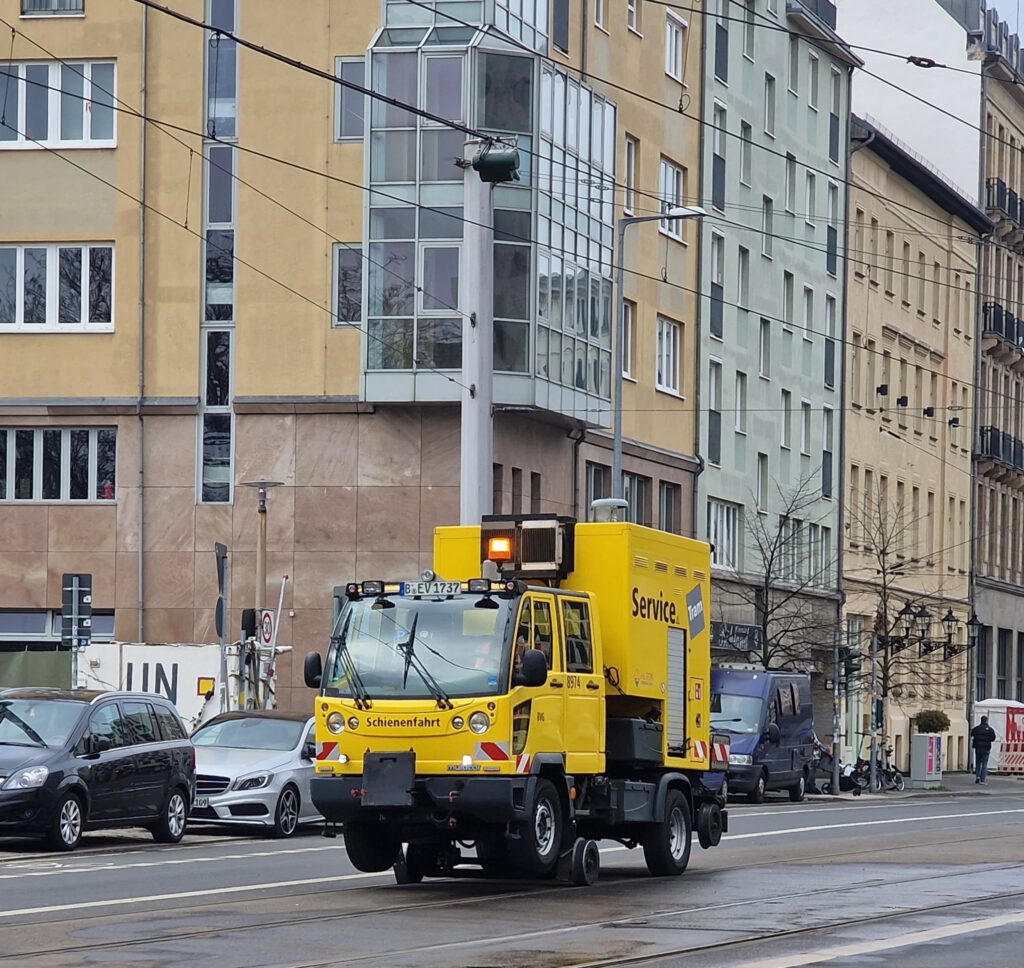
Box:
843, 116, 990, 771
0, 0, 703, 708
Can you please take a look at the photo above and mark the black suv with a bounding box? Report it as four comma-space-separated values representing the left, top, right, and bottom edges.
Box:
0, 688, 195, 851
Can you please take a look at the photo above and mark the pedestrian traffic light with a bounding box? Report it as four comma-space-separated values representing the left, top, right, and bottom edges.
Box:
472, 142, 520, 183
840, 646, 862, 680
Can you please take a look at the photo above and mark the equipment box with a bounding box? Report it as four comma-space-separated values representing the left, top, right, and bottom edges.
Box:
607, 717, 663, 766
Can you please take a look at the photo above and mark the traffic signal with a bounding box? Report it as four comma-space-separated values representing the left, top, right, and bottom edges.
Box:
472, 143, 520, 183
840, 646, 863, 680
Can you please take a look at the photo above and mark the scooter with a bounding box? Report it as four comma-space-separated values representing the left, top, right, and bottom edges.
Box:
819, 756, 868, 795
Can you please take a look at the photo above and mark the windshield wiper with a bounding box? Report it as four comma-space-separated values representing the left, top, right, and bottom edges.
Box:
0, 708, 46, 747
398, 614, 453, 710
330, 619, 373, 710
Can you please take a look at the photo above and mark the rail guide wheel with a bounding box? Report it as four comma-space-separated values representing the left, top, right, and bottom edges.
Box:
569, 838, 600, 886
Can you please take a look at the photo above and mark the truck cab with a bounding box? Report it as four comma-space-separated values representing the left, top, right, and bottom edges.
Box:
306, 515, 728, 884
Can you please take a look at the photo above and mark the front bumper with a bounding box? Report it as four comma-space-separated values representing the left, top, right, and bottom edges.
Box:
189, 786, 276, 826
724, 764, 759, 793
311, 773, 535, 826
0, 786, 51, 834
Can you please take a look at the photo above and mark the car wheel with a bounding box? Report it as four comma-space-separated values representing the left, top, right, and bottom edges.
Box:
46, 791, 83, 852
720, 777, 729, 803
789, 772, 806, 803
152, 787, 188, 843
748, 771, 767, 804
642, 789, 692, 876
270, 786, 300, 839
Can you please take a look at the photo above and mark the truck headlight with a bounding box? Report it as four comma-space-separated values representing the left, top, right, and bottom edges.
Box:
326, 713, 345, 734
729, 754, 752, 766
2, 766, 49, 790
469, 712, 490, 734
233, 772, 273, 791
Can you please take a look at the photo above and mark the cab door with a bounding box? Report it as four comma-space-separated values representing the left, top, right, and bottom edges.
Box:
511, 594, 565, 760
558, 596, 604, 774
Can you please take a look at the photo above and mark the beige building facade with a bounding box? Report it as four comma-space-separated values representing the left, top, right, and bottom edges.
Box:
843, 117, 989, 771
0, 0, 703, 710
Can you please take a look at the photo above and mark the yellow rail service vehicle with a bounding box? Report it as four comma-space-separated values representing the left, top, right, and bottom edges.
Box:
305, 515, 729, 885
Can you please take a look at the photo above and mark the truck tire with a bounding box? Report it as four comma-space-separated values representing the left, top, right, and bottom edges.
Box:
788, 772, 806, 803
642, 789, 692, 876
477, 835, 514, 876
696, 802, 723, 849
511, 778, 563, 877
748, 770, 767, 804
344, 821, 401, 873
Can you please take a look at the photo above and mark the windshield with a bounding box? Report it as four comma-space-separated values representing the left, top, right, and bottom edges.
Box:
193, 717, 305, 751
710, 694, 764, 734
0, 699, 82, 748
324, 596, 513, 700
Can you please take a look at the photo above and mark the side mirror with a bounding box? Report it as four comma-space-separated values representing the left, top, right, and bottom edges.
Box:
515, 649, 548, 688
765, 722, 781, 744
302, 742, 316, 761
304, 652, 323, 689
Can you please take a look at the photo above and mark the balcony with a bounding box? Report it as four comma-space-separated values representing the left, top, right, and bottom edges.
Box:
21, 0, 83, 13
787, 0, 837, 31
977, 425, 1024, 481
986, 178, 1024, 250
981, 301, 1024, 369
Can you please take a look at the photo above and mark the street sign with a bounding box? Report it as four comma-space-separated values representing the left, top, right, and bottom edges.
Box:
61, 573, 93, 650
711, 621, 762, 654
259, 609, 274, 647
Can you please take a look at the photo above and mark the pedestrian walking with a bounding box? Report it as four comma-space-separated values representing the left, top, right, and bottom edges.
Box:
970, 716, 997, 784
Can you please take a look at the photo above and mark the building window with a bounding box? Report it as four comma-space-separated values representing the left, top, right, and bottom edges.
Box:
742, 0, 755, 58
511, 467, 523, 513
998, 629, 1011, 699
0, 243, 113, 330
808, 51, 819, 110
824, 293, 837, 388
783, 271, 794, 326
622, 299, 636, 378
656, 315, 681, 394
553, 0, 570, 52
665, 13, 687, 81
738, 245, 750, 308
822, 406, 834, 498
0, 60, 115, 148
756, 452, 769, 510
829, 68, 841, 163
789, 36, 799, 94
759, 317, 771, 377
623, 472, 651, 526
1016, 633, 1024, 701
594, 0, 605, 28
627, 0, 639, 32
333, 245, 363, 326
708, 498, 740, 569
710, 232, 725, 339
826, 182, 839, 276
585, 461, 610, 513
624, 135, 638, 214
708, 359, 722, 466
740, 120, 752, 185
713, 0, 728, 83
530, 471, 542, 513
735, 371, 748, 433
785, 153, 796, 212
976, 627, 989, 700
803, 286, 814, 334
801, 399, 812, 455
781, 388, 792, 448
22, 0, 84, 13
712, 103, 727, 211
659, 481, 682, 534
335, 58, 366, 141
658, 158, 686, 239
764, 73, 776, 136
761, 196, 774, 257
805, 172, 816, 225
0, 427, 116, 502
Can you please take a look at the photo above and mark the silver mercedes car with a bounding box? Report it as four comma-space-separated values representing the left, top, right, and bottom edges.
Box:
190, 711, 322, 838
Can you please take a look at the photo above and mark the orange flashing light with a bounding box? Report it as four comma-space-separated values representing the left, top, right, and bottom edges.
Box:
488, 536, 513, 561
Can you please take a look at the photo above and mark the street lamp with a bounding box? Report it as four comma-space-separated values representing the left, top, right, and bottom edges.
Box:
966, 611, 982, 642
898, 601, 916, 637
914, 605, 932, 636
941, 608, 958, 640
613, 205, 707, 501
241, 480, 284, 613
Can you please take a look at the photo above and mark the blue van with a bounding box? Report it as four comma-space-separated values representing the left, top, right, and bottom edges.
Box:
710, 667, 814, 803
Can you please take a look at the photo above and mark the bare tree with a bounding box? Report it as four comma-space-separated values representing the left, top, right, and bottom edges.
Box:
714, 472, 839, 671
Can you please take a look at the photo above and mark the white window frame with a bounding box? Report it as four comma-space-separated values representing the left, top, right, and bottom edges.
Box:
0, 427, 116, 503
781, 388, 792, 449
759, 317, 771, 379
622, 299, 636, 379
665, 12, 687, 81
735, 371, 748, 433
808, 51, 819, 111
788, 36, 799, 95
785, 153, 796, 212
627, 0, 640, 34
738, 245, 750, 308
0, 243, 115, 331
0, 60, 117, 150
740, 120, 752, 185
742, 0, 755, 60
756, 453, 769, 512
800, 399, 812, 455
659, 157, 687, 240
334, 56, 366, 142
761, 196, 774, 258
805, 171, 816, 226
764, 73, 776, 136
656, 315, 681, 394
803, 285, 814, 334
624, 135, 638, 214
708, 498, 740, 570
594, 0, 605, 29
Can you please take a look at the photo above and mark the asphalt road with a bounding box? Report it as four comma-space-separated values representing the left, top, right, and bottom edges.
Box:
2, 790, 1023, 968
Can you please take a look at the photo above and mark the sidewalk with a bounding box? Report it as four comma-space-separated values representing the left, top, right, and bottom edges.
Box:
811, 771, 1024, 801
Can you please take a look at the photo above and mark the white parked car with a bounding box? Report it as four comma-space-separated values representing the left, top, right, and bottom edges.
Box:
190, 711, 321, 838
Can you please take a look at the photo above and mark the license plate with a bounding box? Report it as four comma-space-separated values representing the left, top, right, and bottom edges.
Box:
401, 580, 461, 597
193, 796, 209, 808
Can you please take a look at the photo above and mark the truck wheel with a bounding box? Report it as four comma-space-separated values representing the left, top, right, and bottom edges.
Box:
394, 845, 426, 884
570, 839, 600, 886
477, 835, 514, 876
642, 789, 692, 876
344, 821, 401, 873
696, 802, 723, 849
789, 773, 806, 803
512, 778, 563, 877
748, 771, 767, 804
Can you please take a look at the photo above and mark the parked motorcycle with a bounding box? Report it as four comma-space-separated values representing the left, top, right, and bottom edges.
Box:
818, 756, 868, 795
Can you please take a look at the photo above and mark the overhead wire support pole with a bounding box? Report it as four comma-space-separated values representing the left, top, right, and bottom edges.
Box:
869, 631, 879, 794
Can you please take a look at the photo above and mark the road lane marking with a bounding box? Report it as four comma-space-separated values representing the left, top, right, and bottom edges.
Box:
724, 807, 1024, 840
732, 910, 1024, 967
0, 843, 349, 880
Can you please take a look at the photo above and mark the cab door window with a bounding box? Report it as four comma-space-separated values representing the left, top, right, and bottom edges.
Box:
561, 599, 594, 673
85, 703, 128, 753
533, 599, 554, 668
122, 701, 159, 745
